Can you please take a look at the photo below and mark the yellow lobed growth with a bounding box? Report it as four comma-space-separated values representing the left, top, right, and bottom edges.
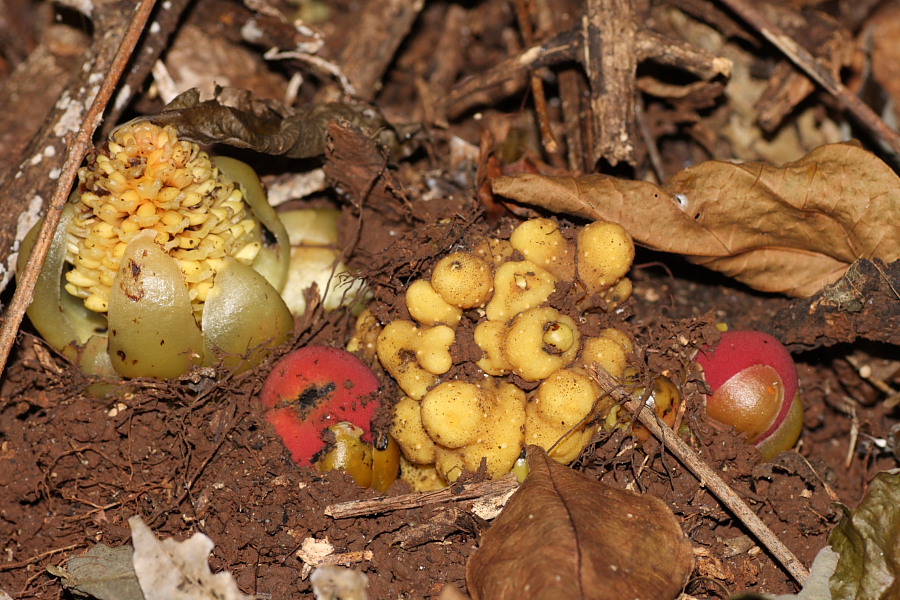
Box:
372, 217, 639, 489
277, 208, 371, 317
394, 380, 526, 483
66, 121, 263, 321
376, 320, 455, 400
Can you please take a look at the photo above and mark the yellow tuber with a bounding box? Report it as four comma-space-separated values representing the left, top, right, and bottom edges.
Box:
504, 307, 580, 381
459, 381, 526, 478
431, 252, 494, 309
400, 458, 447, 491
579, 328, 634, 378
434, 446, 466, 483
473, 237, 515, 267
474, 320, 512, 376
376, 320, 454, 399
576, 221, 635, 293
396, 381, 527, 484
368, 216, 641, 488
485, 260, 556, 322
532, 368, 599, 426
406, 279, 463, 327
416, 325, 456, 374
391, 396, 436, 464
597, 276, 634, 310
525, 368, 607, 463
420, 381, 486, 449
346, 308, 381, 363
509, 218, 576, 281
525, 414, 594, 465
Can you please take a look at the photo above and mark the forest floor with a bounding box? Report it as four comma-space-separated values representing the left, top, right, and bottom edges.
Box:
2, 0, 900, 598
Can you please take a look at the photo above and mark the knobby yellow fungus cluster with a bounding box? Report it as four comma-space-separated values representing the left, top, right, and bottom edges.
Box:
351, 217, 641, 489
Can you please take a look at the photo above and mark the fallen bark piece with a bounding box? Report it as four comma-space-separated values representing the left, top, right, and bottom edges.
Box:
466, 446, 693, 600
754, 258, 900, 351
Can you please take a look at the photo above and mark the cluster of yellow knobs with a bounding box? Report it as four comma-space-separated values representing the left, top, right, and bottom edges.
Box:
350, 217, 642, 489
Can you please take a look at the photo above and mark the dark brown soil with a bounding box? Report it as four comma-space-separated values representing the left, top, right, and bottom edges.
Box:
2, 238, 897, 599
3, 1, 900, 599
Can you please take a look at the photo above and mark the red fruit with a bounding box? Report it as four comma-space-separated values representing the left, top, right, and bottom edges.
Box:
696, 331, 798, 404
696, 330, 803, 459
261, 346, 381, 466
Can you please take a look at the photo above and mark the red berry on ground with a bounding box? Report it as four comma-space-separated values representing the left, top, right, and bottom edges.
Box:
696, 330, 803, 459
261, 346, 381, 466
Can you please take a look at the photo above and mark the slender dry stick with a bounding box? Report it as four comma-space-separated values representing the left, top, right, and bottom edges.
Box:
326, 472, 520, 519
587, 365, 811, 585
0, 0, 158, 382
0, 543, 85, 572
717, 0, 900, 158
512, 0, 561, 155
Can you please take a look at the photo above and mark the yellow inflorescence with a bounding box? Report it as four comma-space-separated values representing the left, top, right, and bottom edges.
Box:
64, 121, 263, 319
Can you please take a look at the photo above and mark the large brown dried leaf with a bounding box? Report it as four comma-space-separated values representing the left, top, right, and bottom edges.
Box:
492, 143, 900, 296
466, 446, 693, 600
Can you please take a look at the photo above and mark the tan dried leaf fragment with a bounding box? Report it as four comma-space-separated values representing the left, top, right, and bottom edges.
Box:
492, 142, 900, 296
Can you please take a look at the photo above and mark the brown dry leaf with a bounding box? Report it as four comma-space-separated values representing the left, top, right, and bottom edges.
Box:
492, 143, 900, 296
146, 88, 409, 160
465, 446, 693, 600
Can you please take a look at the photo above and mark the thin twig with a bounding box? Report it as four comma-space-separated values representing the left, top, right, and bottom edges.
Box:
0, 0, 158, 382
513, 0, 561, 155
0, 543, 85, 572
635, 97, 665, 182
717, 0, 900, 158
326, 472, 519, 519
587, 365, 810, 585
440, 28, 581, 113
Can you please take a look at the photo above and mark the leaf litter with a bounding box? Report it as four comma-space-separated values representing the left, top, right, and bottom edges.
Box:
493, 142, 900, 297
466, 446, 693, 600
129, 516, 252, 600
731, 469, 900, 600
2, 1, 900, 600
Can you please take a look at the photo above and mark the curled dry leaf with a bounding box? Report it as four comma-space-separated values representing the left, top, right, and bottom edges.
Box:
492, 143, 900, 296
142, 87, 412, 160
465, 446, 693, 600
